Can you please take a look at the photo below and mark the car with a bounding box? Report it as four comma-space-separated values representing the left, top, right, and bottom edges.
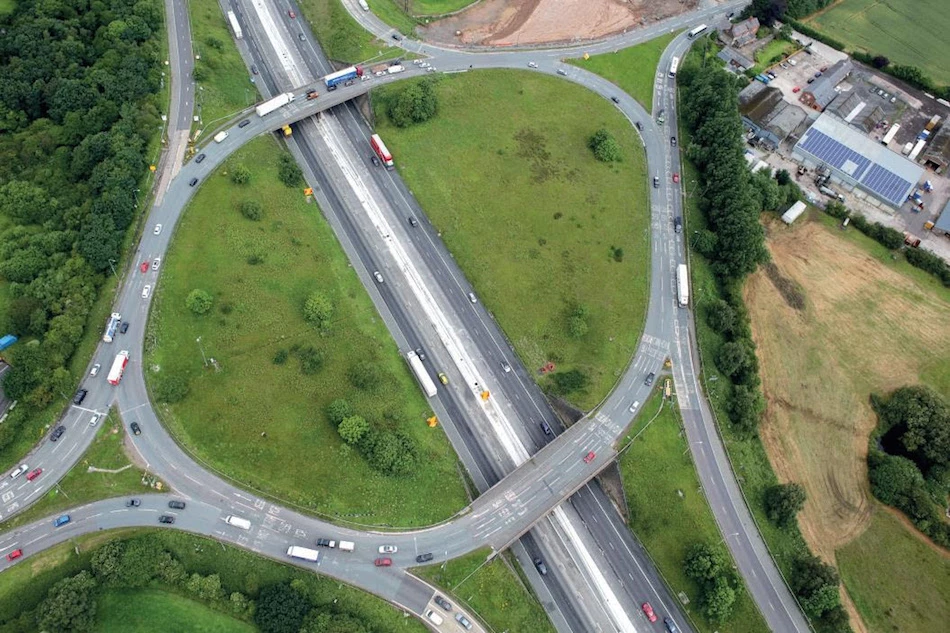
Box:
583, 451, 596, 464
629, 400, 640, 413
391, 33, 400, 41
141, 285, 151, 299
644, 372, 655, 386
26, 468, 42, 481
653, 176, 659, 188
120, 321, 129, 334
371, 155, 380, 166
434, 595, 452, 611
126, 498, 141, 507
556, 68, 567, 76
51, 426, 66, 441
792, 86, 801, 93
424, 610, 443, 625
527, 61, 538, 68
664, 617, 680, 633
73, 389, 88, 405
455, 613, 473, 630
374, 557, 392, 567
288, 9, 295, 18
673, 216, 682, 233
168, 500, 186, 510
501, 361, 511, 373
416, 552, 434, 563
152, 258, 161, 271
438, 373, 448, 385
408, 216, 418, 226
315, 538, 335, 548
533, 557, 548, 575
642, 602, 657, 623
373, 271, 384, 283
10, 464, 28, 479
250, 64, 258, 75
635, 121, 643, 131
89, 414, 100, 427
415, 348, 426, 361
814, 71, 822, 77
780, 62, 789, 69
670, 136, 676, 145
238, 119, 251, 128
140, 261, 149, 273
6, 549, 22, 561
820, 65, 828, 72
154, 224, 162, 235
468, 292, 477, 304
766, 72, 776, 79
130, 422, 141, 436
298, 33, 305, 41
378, 545, 398, 554
90, 363, 101, 377
540, 420, 553, 436
195, 153, 206, 163
158, 515, 175, 524
53, 515, 71, 527
672, 172, 680, 183
610, 96, 620, 104
807, 77, 815, 84
188, 177, 198, 187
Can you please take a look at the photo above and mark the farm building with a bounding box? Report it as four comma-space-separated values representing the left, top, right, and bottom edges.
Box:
934, 199, 950, 237
800, 59, 853, 112
726, 17, 759, 47
793, 113, 924, 208
717, 47, 755, 73
829, 92, 885, 133
921, 123, 950, 173
781, 201, 808, 224
739, 82, 808, 150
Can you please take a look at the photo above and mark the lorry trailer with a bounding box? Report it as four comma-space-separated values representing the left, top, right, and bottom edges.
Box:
406, 351, 437, 397
370, 134, 394, 169
102, 313, 122, 343
287, 546, 319, 562
107, 350, 130, 385
676, 264, 689, 308
323, 66, 363, 89
256, 92, 295, 117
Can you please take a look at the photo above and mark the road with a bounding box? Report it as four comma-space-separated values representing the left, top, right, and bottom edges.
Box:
0, 2, 812, 633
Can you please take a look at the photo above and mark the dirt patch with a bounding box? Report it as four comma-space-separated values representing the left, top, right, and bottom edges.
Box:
419, 0, 700, 47
839, 584, 870, 633
745, 217, 950, 561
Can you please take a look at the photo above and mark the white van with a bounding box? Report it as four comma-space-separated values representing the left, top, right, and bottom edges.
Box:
214, 131, 229, 143
358, 0, 369, 10
338, 540, 355, 552
425, 610, 443, 626
225, 515, 251, 530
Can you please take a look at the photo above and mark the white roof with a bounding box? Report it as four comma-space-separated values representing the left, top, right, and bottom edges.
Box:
781, 201, 807, 224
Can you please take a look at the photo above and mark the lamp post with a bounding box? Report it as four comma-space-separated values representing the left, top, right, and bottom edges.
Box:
196, 336, 208, 367
108, 258, 118, 278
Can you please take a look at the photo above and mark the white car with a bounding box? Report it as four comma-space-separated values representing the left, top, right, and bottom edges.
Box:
90, 363, 101, 376
374, 271, 384, 283
152, 258, 161, 271
378, 545, 398, 554
468, 292, 477, 304
89, 414, 101, 427
528, 61, 538, 68
629, 401, 640, 413
10, 464, 28, 479
502, 362, 511, 373
142, 285, 151, 299
153, 224, 162, 235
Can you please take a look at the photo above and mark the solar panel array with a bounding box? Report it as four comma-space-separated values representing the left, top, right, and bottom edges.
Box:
798, 128, 914, 205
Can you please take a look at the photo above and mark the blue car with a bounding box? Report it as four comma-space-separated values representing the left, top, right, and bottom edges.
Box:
53, 515, 71, 527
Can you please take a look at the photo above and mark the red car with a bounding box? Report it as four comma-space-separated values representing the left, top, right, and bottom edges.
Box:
26, 468, 43, 481
288, 10, 295, 18
583, 451, 596, 464
672, 173, 680, 183
140, 261, 148, 273
6, 549, 22, 561
374, 557, 392, 567
792, 86, 801, 93
642, 602, 657, 623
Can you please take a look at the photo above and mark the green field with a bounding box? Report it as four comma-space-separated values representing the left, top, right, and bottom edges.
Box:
619, 392, 768, 632
569, 32, 677, 112
417, 548, 555, 633
146, 135, 467, 526
0, 411, 152, 531
374, 71, 650, 410
752, 39, 797, 74
806, 0, 950, 85
297, 0, 402, 63
95, 589, 255, 633
837, 507, 950, 633
189, 0, 260, 127
0, 0, 14, 17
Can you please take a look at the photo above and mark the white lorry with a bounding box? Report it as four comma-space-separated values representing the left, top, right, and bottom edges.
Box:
287, 546, 319, 562
338, 540, 355, 552
676, 264, 689, 308
224, 515, 251, 530
255, 92, 295, 117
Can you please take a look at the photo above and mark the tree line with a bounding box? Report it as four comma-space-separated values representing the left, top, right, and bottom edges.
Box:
0, 0, 164, 449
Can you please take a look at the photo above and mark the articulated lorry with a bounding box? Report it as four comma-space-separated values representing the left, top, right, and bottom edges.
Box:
406, 351, 437, 397
256, 93, 294, 117
323, 66, 363, 89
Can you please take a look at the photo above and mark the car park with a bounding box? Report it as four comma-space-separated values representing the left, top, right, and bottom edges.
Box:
26, 468, 42, 481
6, 549, 22, 561
195, 153, 206, 163
158, 515, 175, 524
120, 321, 129, 334
373, 271, 384, 283
644, 372, 655, 386
378, 545, 398, 554
10, 464, 28, 479
74, 389, 88, 404
642, 603, 657, 623
455, 613, 473, 630
583, 451, 596, 464
434, 595, 452, 611
126, 498, 141, 507
51, 425, 66, 441
142, 285, 151, 299
90, 363, 101, 376
533, 557, 548, 575
53, 515, 71, 527
130, 422, 141, 435
89, 414, 100, 427
238, 119, 251, 128
153, 224, 162, 235
374, 557, 392, 567
416, 552, 434, 563
168, 500, 186, 510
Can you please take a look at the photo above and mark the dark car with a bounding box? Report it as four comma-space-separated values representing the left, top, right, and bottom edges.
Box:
168, 500, 186, 510
415, 348, 426, 361
370, 154, 379, 166
120, 321, 129, 334
670, 136, 677, 146
251, 64, 258, 75
540, 420, 553, 436
533, 557, 548, 575
391, 33, 401, 41
130, 422, 141, 436
50, 426, 66, 442
126, 499, 141, 507
195, 153, 206, 163
327, 84, 337, 92
674, 217, 682, 234
158, 515, 175, 524
238, 119, 251, 128
664, 617, 680, 633
635, 121, 643, 131
73, 389, 88, 405
298, 33, 305, 41
316, 538, 334, 547
415, 552, 434, 563
610, 96, 620, 104
434, 595, 452, 611
408, 216, 418, 227
189, 177, 198, 187
644, 372, 656, 386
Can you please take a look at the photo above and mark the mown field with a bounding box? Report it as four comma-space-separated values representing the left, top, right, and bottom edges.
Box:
297, 0, 403, 62
805, 0, 950, 85
146, 135, 468, 526
374, 70, 651, 410
95, 589, 255, 633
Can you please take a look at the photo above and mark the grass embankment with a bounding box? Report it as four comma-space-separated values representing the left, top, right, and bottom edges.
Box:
568, 32, 677, 112
417, 548, 555, 633
146, 135, 467, 526
188, 0, 260, 127
805, 0, 950, 85
297, 0, 401, 63
95, 589, 255, 633
374, 71, 650, 410
837, 507, 950, 633
0, 410, 153, 531
619, 392, 768, 632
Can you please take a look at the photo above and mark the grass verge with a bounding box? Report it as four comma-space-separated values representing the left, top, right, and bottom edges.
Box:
619, 391, 768, 632
145, 135, 467, 526
373, 70, 650, 410
0, 410, 154, 531
95, 589, 255, 633
568, 32, 677, 112
297, 0, 401, 64
416, 548, 554, 633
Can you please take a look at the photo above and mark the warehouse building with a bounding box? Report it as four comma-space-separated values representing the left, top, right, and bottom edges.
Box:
800, 59, 853, 112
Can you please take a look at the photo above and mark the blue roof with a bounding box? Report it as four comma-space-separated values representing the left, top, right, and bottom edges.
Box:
936, 199, 950, 232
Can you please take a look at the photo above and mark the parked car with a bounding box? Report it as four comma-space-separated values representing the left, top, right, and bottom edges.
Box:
415, 553, 434, 563
158, 515, 175, 524
90, 363, 101, 376
583, 451, 596, 464
642, 603, 658, 623
53, 515, 71, 527
455, 613, 473, 630
792, 86, 801, 93
434, 595, 452, 611
73, 389, 88, 405
168, 500, 186, 510
26, 468, 43, 481
374, 558, 392, 567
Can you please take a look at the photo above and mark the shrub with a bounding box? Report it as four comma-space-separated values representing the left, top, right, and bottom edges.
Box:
588, 129, 622, 162
230, 164, 251, 185
277, 154, 303, 188
185, 289, 213, 315
240, 200, 263, 221
273, 349, 289, 364
155, 374, 189, 404
387, 79, 439, 127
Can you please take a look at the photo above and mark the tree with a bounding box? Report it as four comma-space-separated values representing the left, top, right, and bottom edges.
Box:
702, 574, 738, 622
683, 542, 728, 582
790, 553, 841, 618
764, 483, 806, 528
880, 386, 949, 473
277, 154, 303, 188
90, 541, 125, 583
254, 583, 311, 633
297, 346, 324, 375
230, 164, 251, 184
186, 289, 213, 315
550, 369, 589, 395
775, 168, 791, 186
240, 199, 263, 221
588, 129, 622, 162
868, 453, 924, 506
715, 340, 752, 378
36, 571, 98, 633
567, 303, 590, 339
777, 23, 793, 42
155, 374, 190, 403
338, 415, 369, 445
347, 361, 380, 391
387, 80, 439, 127
871, 55, 890, 69
730, 384, 765, 434
304, 292, 334, 328
326, 399, 353, 427
705, 299, 737, 335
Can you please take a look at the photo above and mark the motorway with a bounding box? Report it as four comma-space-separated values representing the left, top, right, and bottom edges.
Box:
0, 1, 810, 632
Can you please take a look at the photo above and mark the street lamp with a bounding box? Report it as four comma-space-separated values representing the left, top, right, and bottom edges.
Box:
196, 337, 208, 367
108, 258, 118, 277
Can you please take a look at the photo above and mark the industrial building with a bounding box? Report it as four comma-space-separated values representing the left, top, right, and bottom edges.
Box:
793, 113, 924, 208
739, 82, 808, 150
921, 123, 950, 173
717, 47, 755, 74
934, 199, 950, 237
800, 59, 853, 112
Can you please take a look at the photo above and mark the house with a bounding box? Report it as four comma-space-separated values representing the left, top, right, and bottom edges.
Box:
717, 47, 755, 73
729, 17, 759, 47
800, 59, 853, 112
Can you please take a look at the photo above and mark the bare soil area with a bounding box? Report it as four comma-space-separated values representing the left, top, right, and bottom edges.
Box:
419, 0, 701, 47
745, 217, 950, 562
